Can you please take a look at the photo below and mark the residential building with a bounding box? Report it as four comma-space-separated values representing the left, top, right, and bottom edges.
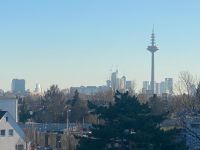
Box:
185, 115, 200, 150
0, 111, 26, 150
0, 98, 18, 122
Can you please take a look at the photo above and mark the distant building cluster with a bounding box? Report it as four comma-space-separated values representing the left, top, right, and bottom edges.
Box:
107, 70, 135, 94
70, 86, 111, 95
70, 70, 136, 95
0, 79, 45, 97
142, 78, 173, 95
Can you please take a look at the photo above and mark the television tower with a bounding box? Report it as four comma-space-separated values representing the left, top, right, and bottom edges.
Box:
147, 28, 159, 95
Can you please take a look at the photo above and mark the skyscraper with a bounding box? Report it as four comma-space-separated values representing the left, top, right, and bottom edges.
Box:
126, 81, 136, 94
111, 70, 118, 91
143, 81, 150, 91
155, 82, 160, 95
119, 76, 126, 92
165, 78, 173, 95
34, 83, 41, 93
147, 28, 159, 95
160, 81, 166, 94
11, 79, 25, 94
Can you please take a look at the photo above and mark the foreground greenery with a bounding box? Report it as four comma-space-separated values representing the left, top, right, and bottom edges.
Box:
77, 92, 186, 150
19, 85, 93, 123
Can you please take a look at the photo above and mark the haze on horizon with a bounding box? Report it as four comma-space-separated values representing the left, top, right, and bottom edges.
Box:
0, 0, 199, 91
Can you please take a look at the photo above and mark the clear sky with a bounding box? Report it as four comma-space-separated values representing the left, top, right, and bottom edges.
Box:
0, 0, 200, 91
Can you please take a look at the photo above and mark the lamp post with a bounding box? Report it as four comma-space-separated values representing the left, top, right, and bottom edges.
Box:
29, 110, 33, 122
67, 109, 71, 133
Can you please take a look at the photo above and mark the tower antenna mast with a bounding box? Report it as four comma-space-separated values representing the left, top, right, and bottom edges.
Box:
147, 27, 159, 95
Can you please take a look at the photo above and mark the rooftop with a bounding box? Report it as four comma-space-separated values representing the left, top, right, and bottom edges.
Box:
0, 97, 17, 100
0, 111, 6, 119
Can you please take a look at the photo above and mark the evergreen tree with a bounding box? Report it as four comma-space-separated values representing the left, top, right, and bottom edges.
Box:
34, 85, 66, 123
69, 90, 88, 123
77, 92, 186, 150
72, 89, 80, 106
19, 99, 30, 123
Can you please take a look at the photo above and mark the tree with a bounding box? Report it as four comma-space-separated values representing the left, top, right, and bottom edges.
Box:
196, 82, 200, 100
34, 85, 67, 123
72, 89, 80, 106
149, 94, 166, 115
176, 71, 197, 96
171, 73, 200, 147
173, 71, 199, 113
195, 82, 200, 109
69, 90, 89, 123
77, 92, 186, 150
19, 98, 30, 123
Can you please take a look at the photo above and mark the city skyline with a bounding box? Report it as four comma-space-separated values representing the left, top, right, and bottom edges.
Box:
3, 72, 174, 94
0, 1, 200, 90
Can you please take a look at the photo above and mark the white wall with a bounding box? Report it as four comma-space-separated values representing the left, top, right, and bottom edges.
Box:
0, 112, 25, 150
0, 99, 18, 122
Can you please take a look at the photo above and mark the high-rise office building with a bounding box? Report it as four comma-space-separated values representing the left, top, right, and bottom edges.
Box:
119, 76, 126, 92
143, 81, 150, 91
111, 70, 118, 91
34, 83, 41, 93
155, 83, 160, 95
159, 81, 165, 94
158, 78, 174, 95
11, 79, 25, 94
110, 70, 134, 93
126, 81, 135, 94
165, 78, 173, 95
142, 78, 173, 96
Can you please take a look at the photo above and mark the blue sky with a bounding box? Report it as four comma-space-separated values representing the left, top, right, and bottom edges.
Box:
0, 0, 200, 91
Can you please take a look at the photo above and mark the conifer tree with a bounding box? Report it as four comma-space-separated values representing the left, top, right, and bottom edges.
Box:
77, 92, 186, 150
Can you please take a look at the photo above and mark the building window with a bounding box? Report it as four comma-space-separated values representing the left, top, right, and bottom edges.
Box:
8, 129, 14, 136
6, 117, 8, 122
16, 145, 24, 150
0, 130, 5, 136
